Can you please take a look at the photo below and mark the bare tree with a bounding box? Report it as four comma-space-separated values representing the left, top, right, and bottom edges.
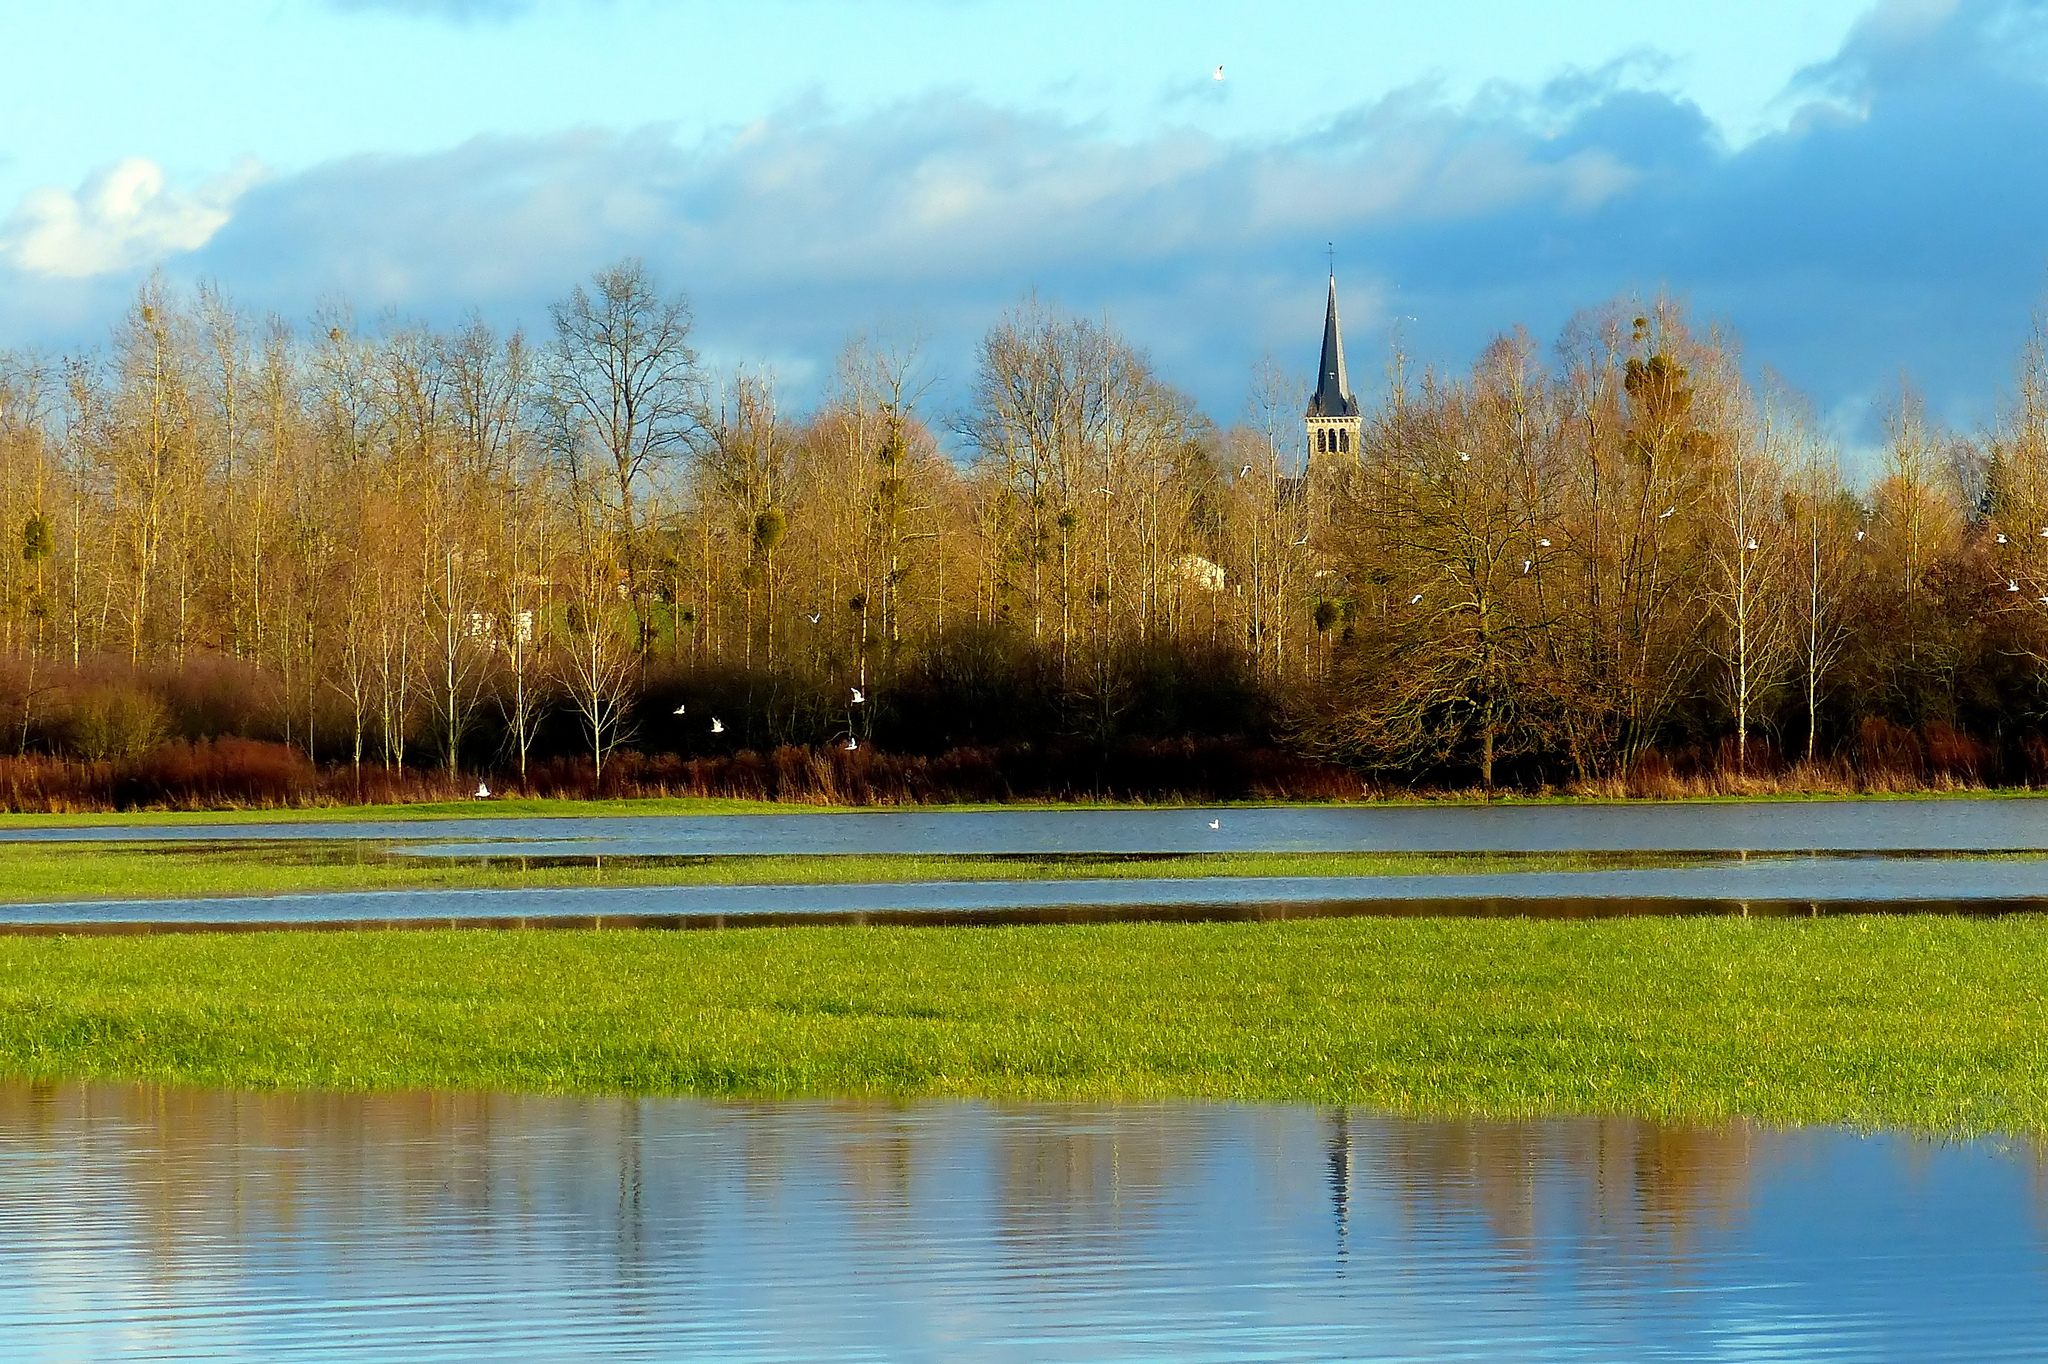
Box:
549, 259, 702, 549
554, 518, 639, 783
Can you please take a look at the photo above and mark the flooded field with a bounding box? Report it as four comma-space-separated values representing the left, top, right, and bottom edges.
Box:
0, 1082, 2042, 1361
6, 796, 2048, 856
4, 853, 2048, 930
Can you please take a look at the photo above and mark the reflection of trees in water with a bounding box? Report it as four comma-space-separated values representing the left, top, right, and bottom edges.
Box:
0, 1084, 1217, 1292
989, 1106, 1202, 1250
0, 1080, 709, 1289
1326, 1108, 1765, 1265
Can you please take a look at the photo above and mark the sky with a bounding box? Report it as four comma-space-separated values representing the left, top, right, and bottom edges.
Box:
0, 0, 2042, 458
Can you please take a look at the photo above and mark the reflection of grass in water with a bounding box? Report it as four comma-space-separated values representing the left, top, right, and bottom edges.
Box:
3, 915, 2046, 1133
0, 846, 1710, 902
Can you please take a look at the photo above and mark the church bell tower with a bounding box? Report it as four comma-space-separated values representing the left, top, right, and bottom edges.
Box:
1305, 271, 1360, 471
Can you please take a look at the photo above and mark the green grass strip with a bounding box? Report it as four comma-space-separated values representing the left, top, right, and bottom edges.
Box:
0, 846, 1681, 903
1, 915, 2044, 1133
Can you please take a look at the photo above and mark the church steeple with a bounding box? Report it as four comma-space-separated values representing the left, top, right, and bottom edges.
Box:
1308, 273, 1357, 420
1304, 269, 1361, 469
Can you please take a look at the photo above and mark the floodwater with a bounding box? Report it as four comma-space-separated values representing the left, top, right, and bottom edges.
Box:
10, 854, 2048, 930
7, 796, 2048, 854
0, 1082, 2042, 1361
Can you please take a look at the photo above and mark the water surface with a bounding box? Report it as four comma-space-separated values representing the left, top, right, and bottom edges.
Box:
8, 854, 2048, 929
0, 1082, 2042, 1361
8, 797, 2048, 854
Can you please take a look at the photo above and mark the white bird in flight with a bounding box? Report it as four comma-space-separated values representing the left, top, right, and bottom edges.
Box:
1746, 538, 1759, 551
1208, 818, 1221, 829
1410, 593, 1424, 605
845, 737, 859, 751
1213, 65, 1224, 81
711, 718, 724, 734
851, 687, 865, 704
474, 782, 490, 799
1293, 533, 1310, 546
1240, 464, 1253, 477
1537, 538, 1551, 547
1458, 451, 1471, 462
2009, 580, 2021, 592
1522, 560, 1532, 574
673, 703, 687, 715
1658, 506, 1676, 519
806, 612, 820, 625
1998, 533, 2009, 544
1855, 530, 1866, 541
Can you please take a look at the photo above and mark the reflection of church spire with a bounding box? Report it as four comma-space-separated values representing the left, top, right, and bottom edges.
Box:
1327, 1107, 1353, 1260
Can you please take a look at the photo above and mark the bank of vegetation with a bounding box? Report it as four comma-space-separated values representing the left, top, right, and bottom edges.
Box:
5, 267, 2048, 807
2, 917, 2042, 1132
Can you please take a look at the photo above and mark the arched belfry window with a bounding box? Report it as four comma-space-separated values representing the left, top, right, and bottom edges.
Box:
1339, 430, 1350, 454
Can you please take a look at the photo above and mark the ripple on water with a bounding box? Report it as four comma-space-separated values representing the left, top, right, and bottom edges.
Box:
0, 1084, 2044, 1360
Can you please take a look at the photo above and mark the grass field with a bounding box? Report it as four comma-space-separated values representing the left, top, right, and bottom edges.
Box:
2, 915, 2043, 1133
0, 795, 792, 826
0, 845, 1675, 902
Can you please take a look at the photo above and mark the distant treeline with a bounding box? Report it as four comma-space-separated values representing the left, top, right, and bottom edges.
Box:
0, 265, 2043, 807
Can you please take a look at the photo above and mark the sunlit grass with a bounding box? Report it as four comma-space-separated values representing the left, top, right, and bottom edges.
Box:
0, 845, 1682, 903
0, 795, 792, 826
2, 915, 2044, 1133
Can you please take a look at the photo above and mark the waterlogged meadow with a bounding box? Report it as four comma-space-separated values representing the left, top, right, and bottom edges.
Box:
3, 914, 2046, 1132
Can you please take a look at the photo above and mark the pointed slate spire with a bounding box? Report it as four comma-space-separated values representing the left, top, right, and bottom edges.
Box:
1307, 273, 1358, 419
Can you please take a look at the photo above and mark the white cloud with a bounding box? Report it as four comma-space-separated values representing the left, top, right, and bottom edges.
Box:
5, 0, 2048, 441
0, 157, 264, 278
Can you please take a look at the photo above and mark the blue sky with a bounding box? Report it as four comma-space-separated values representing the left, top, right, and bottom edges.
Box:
0, 0, 2040, 454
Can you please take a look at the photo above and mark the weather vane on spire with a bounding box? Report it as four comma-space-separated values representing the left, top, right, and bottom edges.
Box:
1327, 241, 1335, 277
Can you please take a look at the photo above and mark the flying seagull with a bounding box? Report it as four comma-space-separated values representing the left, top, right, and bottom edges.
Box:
806, 612, 820, 624
1746, 538, 1759, 551
1240, 464, 1253, 477
845, 737, 859, 751
672, 703, 687, 715
1458, 451, 1471, 462
1410, 593, 1424, 605
1208, 818, 1221, 829
1537, 538, 1550, 547
1856, 530, 1866, 541
1213, 65, 1224, 80
1998, 533, 2010, 544
1293, 533, 1310, 546
1522, 560, 1532, 574
711, 718, 724, 734
2009, 580, 2021, 592
1658, 506, 1676, 519
474, 782, 490, 799
851, 687, 865, 704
